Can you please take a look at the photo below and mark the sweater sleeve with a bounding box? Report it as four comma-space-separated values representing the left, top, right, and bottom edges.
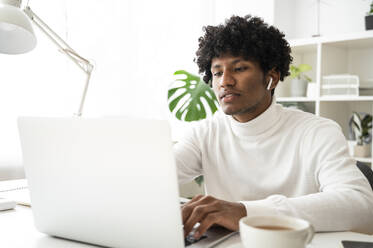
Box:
240, 120, 373, 233
173, 125, 203, 185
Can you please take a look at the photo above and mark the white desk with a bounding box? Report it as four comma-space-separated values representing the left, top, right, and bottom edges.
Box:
1, 205, 373, 248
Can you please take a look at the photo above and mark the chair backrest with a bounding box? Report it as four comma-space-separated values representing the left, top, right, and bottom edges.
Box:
357, 161, 373, 191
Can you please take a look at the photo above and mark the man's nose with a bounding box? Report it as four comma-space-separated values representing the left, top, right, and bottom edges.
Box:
219, 71, 235, 87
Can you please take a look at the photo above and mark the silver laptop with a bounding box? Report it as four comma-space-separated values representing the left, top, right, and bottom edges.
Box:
18, 117, 234, 248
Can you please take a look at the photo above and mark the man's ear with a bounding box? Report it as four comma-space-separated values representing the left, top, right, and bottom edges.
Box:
266, 69, 280, 90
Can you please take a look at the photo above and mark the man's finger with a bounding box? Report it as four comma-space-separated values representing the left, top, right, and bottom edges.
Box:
183, 204, 217, 237
181, 194, 204, 210
194, 212, 221, 239
182, 195, 204, 223
182, 195, 216, 226
188, 194, 204, 203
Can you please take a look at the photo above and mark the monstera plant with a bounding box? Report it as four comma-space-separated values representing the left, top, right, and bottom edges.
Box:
168, 70, 219, 186
168, 70, 219, 122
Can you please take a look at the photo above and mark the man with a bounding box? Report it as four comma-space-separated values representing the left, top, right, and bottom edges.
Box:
173, 15, 373, 240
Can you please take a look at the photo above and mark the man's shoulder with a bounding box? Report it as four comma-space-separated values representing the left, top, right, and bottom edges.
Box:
281, 106, 340, 131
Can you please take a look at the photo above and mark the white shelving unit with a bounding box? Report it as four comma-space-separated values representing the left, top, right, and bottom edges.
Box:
275, 30, 373, 164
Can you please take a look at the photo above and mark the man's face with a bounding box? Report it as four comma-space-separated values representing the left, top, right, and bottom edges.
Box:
211, 54, 272, 122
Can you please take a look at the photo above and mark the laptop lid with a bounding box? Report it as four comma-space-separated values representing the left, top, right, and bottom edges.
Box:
18, 116, 184, 248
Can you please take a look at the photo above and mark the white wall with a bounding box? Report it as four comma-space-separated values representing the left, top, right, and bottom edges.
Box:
1, 0, 218, 167
65, 0, 216, 119
215, 0, 274, 25
0, 0, 70, 168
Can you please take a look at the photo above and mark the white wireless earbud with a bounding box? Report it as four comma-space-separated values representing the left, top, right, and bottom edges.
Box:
267, 77, 273, 90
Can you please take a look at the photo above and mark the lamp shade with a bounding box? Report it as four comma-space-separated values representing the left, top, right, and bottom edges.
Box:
0, 1, 36, 54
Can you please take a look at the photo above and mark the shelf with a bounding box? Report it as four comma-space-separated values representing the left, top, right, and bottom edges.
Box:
320, 30, 373, 49
353, 157, 372, 163
277, 96, 373, 102
319, 96, 373, 101
289, 37, 320, 48
277, 5, 373, 164
277, 97, 316, 102
289, 30, 373, 49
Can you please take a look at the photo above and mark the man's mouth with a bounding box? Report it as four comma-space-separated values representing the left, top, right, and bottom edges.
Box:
220, 92, 240, 103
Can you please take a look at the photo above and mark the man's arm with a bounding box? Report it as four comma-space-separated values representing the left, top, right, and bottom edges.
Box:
174, 122, 247, 239
181, 119, 373, 238
240, 120, 373, 233
173, 125, 204, 184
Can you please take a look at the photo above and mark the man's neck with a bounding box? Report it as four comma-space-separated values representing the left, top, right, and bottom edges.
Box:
232, 95, 273, 123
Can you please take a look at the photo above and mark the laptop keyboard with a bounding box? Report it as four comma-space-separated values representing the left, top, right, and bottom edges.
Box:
185, 232, 208, 246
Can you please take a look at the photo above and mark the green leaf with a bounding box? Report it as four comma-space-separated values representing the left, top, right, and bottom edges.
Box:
169, 91, 188, 112
289, 65, 299, 79
352, 112, 363, 144
289, 64, 312, 80
304, 75, 312, 82
168, 70, 219, 122
298, 64, 312, 73
194, 175, 204, 186
167, 88, 179, 99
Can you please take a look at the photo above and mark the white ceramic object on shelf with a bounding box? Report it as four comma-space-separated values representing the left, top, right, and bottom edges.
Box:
291, 78, 308, 97
354, 144, 371, 158
306, 82, 317, 98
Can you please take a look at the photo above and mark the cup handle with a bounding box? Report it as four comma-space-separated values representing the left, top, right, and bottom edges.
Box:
306, 224, 315, 244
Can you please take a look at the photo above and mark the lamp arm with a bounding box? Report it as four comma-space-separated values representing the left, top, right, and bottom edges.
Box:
24, 6, 94, 117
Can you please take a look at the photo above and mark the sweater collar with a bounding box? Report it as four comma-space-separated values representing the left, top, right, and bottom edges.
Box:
228, 96, 281, 137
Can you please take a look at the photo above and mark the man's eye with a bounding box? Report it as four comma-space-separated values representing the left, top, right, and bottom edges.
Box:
235, 67, 246, 72
213, 72, 222, 77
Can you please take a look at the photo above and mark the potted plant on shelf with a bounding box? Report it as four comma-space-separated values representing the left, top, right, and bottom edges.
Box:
365, 0, 373, 30
168, 70, 219, 187
289, 64, 312, 97
350, 112, 372, 157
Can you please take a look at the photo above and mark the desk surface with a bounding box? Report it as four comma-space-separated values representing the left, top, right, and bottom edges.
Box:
1, 205, 373, 248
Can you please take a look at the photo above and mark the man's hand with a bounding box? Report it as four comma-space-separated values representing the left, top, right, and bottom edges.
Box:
182, 195, 247, 240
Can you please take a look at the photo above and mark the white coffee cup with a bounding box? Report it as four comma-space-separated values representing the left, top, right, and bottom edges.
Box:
239, 215, 314, 248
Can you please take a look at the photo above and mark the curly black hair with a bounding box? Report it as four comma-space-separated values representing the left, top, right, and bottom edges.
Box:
195, 15, 292, 86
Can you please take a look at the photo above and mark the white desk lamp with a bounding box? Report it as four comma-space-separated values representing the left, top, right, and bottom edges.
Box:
0, 0, 93, 116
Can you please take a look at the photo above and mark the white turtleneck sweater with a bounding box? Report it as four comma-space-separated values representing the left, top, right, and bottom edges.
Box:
173, 98, 373, 233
